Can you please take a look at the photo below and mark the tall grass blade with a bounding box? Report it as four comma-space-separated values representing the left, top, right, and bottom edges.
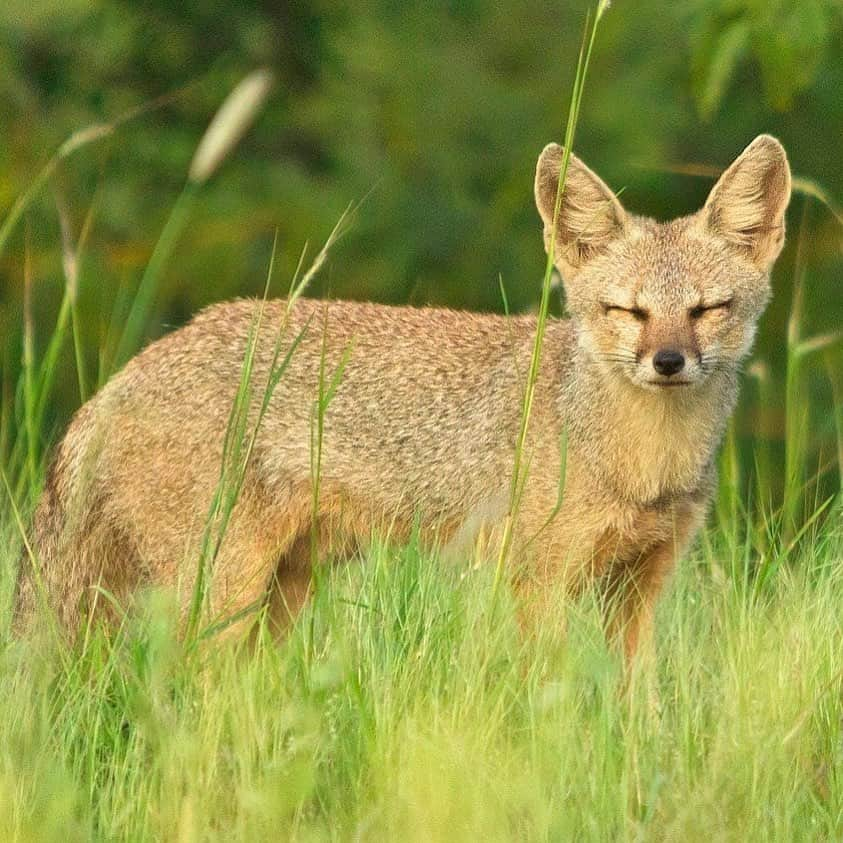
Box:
782, 198, 812, 542
826, 351, 843, 490
111, 184, 198, 371
188, 69, 274, 185
491, 2, 608, 606
112, 71, 274, 372
22, 226, 38, 493
187, 211, 352, 642
55, 186, 100, 404
0, 86, 189, 265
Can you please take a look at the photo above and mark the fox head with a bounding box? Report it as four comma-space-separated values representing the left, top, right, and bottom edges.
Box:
535, 135, 791, 392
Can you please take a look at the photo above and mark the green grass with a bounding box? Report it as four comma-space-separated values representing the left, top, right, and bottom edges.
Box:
0, 522, 841, 841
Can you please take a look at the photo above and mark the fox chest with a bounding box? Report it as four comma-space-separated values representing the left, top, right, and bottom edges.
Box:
519, 469, 700, 591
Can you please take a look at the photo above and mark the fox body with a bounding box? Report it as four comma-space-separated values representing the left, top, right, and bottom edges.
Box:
15, 135, 791, 658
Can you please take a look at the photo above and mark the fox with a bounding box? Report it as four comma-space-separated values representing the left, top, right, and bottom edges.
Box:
14, 134, 791, 660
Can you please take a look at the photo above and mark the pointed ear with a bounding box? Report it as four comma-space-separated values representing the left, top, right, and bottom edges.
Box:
534, 143, 627, 272
701, 134, 791, 270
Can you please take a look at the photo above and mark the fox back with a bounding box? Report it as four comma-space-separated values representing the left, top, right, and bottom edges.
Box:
15, 135, 790, 657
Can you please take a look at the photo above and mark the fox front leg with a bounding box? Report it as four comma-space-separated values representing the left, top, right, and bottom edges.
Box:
602, 506, 702, 668
603, 540, 677, 668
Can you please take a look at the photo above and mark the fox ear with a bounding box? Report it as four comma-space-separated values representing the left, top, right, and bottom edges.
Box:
701, 134, 791, 270
534, 143, 627, 273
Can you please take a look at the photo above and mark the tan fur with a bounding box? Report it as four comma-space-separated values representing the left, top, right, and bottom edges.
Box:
15, 136, 791, 660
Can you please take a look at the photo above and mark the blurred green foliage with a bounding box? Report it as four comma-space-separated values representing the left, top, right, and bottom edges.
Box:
0, 0, 841, 471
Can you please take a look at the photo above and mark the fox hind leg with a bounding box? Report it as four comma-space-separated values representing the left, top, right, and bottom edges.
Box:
262, 533, 313, 637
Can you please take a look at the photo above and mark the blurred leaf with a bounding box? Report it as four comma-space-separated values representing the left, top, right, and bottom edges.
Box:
753, 0, 833, 111
689, 0, 842, 117
694, 19, 749, 120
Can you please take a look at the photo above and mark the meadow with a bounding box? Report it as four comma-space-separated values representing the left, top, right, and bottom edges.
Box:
1, 2, 842, 840
0, 523, 841, 841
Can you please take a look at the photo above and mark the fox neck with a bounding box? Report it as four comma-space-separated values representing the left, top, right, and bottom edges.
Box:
564, 346, 738, 505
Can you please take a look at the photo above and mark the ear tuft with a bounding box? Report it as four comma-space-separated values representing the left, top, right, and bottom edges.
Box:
702, 134, 791, 269
534, 143, 626, 271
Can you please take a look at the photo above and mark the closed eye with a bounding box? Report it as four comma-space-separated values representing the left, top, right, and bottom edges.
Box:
601, 303, 648, 322
689, 299, 733, 319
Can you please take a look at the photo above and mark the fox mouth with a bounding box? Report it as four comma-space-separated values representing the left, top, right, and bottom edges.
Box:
648, 380, 692, 388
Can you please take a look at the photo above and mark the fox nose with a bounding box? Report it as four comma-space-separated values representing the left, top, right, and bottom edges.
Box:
652, 349, 685, 376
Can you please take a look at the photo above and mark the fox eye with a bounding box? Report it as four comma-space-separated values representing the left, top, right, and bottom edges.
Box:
689, 299, 733, 319
602, 303, 647, 322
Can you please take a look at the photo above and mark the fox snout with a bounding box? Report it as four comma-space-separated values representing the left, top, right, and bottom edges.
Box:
652, 349, 685, 377
635, 315, 702, 387
639, 341, 701, 389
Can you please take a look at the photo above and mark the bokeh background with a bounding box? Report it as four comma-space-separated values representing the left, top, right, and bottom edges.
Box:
0, 0, 841, 507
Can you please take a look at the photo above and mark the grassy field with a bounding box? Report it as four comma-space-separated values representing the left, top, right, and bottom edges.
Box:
0, 517, 841, 840
1, 9, 842, 841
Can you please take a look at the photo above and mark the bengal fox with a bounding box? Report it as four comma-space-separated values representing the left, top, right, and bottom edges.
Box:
14, 135, 791, 659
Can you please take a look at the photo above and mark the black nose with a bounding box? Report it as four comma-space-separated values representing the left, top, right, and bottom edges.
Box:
653, 349, 685, 376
